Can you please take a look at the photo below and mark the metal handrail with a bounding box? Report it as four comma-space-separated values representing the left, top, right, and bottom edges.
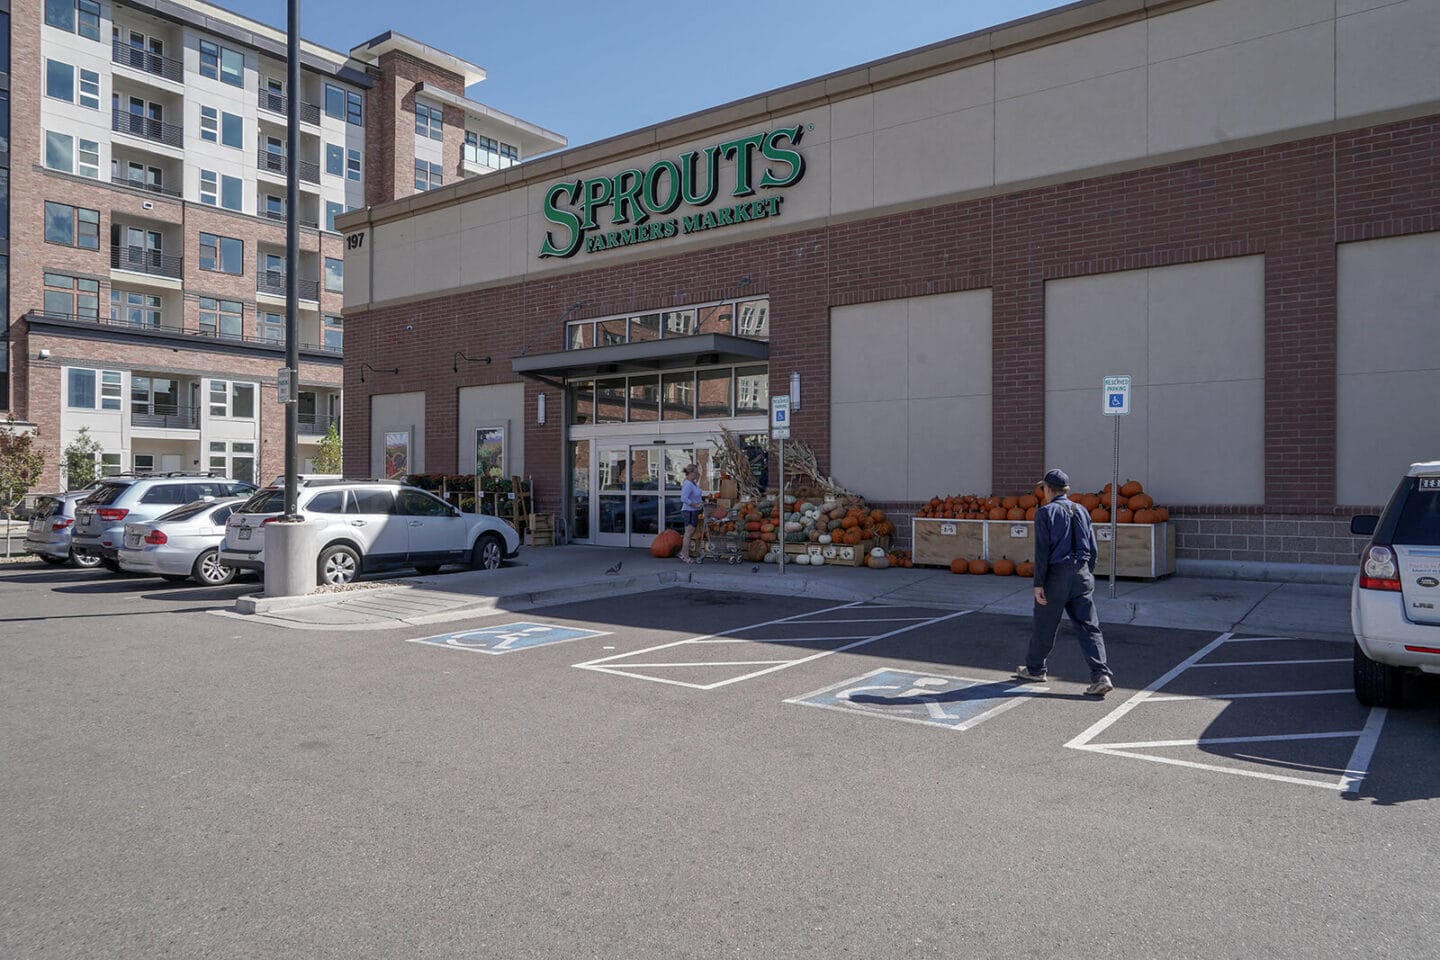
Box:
110, 245, 183, 279
257, 153, 321, 184
131, 404, 199, 429
111, 108, 183, 148
24, 311, 344, 358
257, 271, 320, 301
110, 174, 181, 199
257, 90, 321, 125
298, 413, 341, 435
111, 39, 184, 82
259, 208, 320, 229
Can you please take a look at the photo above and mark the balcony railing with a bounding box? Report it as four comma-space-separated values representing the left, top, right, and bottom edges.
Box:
259, 208, 320, 229
257, 90, 321, 125
257, 271, 320, 301
299, 413, 341, 435
25, 311, 344, 358
112, 109, 183, 148
131, 403, 199, 430
111, 39, 184, 82
256, 152, 320, 184
111, 246, 183, 279
110, 174, 181, 199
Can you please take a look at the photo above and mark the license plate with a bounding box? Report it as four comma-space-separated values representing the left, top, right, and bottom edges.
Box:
28, 519, 42, 533
125, 534, 141, 548
238, 527, 251, 540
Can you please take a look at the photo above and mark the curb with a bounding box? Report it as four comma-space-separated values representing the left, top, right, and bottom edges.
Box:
1176, 559, 1354, 586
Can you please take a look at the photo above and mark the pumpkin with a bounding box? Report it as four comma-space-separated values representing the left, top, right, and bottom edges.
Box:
870, 509, 886, 522
1133, 508, 1157, 524
745, 521, 762, 532
1116, 508, 1134, 524
1126, 493, 1154, 511
1001, 496, 1018, 510
867, 555, 890, 569
968, 559, 991, 575
761, 531, 776, 542
746, 539, 769, 562
651, 529, 683, 558
988, 507, 1008, 521
1120, 480, 1144, 498
992, 558, 1016, 576
793, 553, 812, 565
1007, 507, 1025, 521
818, 534, 832, 545
841, 516, 859, 529
1024, 506, 1038, 521
870, 547, 886, 558
950, 558, 969, 575
1015, 560, 1035, 578
1154, 507, 1170, 522
1091, 507, 1110, 523
1019, 494, 1038, 509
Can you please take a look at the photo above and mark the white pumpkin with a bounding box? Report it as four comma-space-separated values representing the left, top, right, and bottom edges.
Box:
793, 553, 811, 565
870, 547, 886, 559
818, 534, 832, 545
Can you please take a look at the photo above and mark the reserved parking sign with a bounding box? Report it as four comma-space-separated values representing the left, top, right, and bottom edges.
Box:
1103, 375, 1131, 416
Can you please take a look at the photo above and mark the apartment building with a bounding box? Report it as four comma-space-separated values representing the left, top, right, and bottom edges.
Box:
6, 0, 564, 487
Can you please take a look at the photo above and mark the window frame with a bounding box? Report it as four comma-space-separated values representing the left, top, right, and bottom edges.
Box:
44, 201, 99, 250
323, 257, 343, 293
199, 232, 243, 274
199, 105, 218, 142
198, 299, 243, 341
199, 169, 218, 206
325, 143, 343, 177
347, 149, 361, 182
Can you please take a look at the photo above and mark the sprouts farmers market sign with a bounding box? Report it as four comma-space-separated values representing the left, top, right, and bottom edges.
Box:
538, 124, 808, 259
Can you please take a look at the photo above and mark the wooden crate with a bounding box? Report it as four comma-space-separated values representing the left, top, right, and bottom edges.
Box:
985, 520, 1035, 564
1092, 522, 1175, 579
912, 518, 985, 567
527, 513, 556, 547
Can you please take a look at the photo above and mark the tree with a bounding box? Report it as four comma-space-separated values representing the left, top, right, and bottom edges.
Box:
0, 418, 45, 557
313, 422, 343, 475
63, 426, 102, 490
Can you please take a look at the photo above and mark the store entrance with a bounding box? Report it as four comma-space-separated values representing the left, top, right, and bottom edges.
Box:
581, 440, 715, 548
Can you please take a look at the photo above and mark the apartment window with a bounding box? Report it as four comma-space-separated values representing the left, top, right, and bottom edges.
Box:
79, 69, 99, 109
199, 233, 243, 274
209, 380, 255, 418
132, 453, 156, 474
45, 0, 75, 32
200, 40, 243, 87
45, 60, 74, 102
46, 0, 98, 39
44, 131, 73, 172
347, 149, 361, 182
324, 201, 343, 232
198, 298, 242, 340
221, 175, 242, 211
346, 90, 362, 125
222, 112, 243, 149
100, 371, 122, 410
44, 274, 99, 320
77, 140, 99, 179
500, 142, 519, 167
325, 143, 342, 177
259, 311, 283, 343
415, 101, 443, 140
110, 290, 162, 328
324, 257, 343, 293
414, 160, 442, 192
100, 453, 122, 476
65, 369, 120, 410
323, 315, 343, 351
200, 105, 217, 142
199, 169, 217, 205
324, 84, 344, 120
44, 202, 100, 250
264, 194, 283, 219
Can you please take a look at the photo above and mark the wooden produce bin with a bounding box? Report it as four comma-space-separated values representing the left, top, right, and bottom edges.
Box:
912, 519, 985, 567
1093, 522, 1176, 579
985, 520, 1035, 564
527, 513, 555, 547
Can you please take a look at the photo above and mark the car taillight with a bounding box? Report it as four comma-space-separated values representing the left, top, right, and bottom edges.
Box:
143, 530, 168, 545
51, 518, 73, 531
261, 516, 284, 524
96, 508, 129, 522
1359, 545, 1401, 591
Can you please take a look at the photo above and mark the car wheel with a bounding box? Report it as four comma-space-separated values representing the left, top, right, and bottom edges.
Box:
99, 558, 122, 573
414, 564, 442, 576
470, 533, 503, 571
317, 544, 361, 586
1353, 640, 1405, 708
192, 548, 236, 586
39, 555, 68, 566
70, 550, 103, 569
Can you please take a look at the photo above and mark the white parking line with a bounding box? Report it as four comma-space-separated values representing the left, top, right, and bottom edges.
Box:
1190, 658, 1349, 668
1144, 688, 1352, 702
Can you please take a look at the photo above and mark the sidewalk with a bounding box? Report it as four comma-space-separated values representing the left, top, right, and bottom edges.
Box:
228, 545, 1358, 641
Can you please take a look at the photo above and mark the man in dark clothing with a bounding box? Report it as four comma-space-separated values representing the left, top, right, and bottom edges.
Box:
1014, 468, 1115, 698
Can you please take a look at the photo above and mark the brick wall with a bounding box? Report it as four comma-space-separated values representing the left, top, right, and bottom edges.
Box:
367, 50, 465, 208
343, 112, 1440, 565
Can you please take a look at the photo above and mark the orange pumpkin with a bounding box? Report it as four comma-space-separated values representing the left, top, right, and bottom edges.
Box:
746, 539, 769, 562
968, 559, 991, 575
1117, 508, 1134, 524
1120, 479, 1144, 498
1091, 507, 1110, 523
988, 507, 1008, 521
950, 558, 969, 575
1133, 508, 1157, 524
1019, 495, 1038, 509
1015, 560, 1035, 578
841, 516, 859, 530
1007, 507, 1025, 521
1154, 507, 1170, 522
651, 529, 683, 558
993, 558, 1016, 576
1001, 496, 1018, 510
1024, 506, 1038, 521
1127, 493, 1154, 511
870, 509, 886, 522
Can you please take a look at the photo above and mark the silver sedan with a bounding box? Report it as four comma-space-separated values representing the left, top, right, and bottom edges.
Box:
117, 498, 247, 586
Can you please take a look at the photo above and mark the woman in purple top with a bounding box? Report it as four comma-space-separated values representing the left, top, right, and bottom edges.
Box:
678, 464, 704, 563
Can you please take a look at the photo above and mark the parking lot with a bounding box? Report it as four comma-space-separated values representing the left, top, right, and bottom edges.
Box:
2, 565, 1439, 959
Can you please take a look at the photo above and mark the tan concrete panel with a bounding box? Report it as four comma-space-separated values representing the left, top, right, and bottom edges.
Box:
370, 392, 426, 477
996, 20, 1146, 100
829, 133, 875, 217
1148, 0, 1336, 62
1338, 369, 1440, 504
411, 234, 461, 303
830, 93, 874, 141
1337, 0, 1440, 120
342, 232, 371, 310
1337, 232, 1440, 375
830, 399, 909, 501
831, 301, 908, 402
1148, 20, 1335, 155
1044, 269, 1149, 393
874, 62, 993, 130
907, 290, 993, 400
873, 103, 994, 207
995, 68, 1148, 184
371, 237, 418, 305
908, 395, 992, 499
1046, 384, 1151, 494
1147, 256, 1265, 384
458, 383, 526, 477
1148, 379, 1264, 505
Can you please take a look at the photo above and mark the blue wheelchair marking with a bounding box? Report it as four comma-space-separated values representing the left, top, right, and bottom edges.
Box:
1108, 393, 1125, 407
788, 668, 1045, 730
408, 621, 609, 655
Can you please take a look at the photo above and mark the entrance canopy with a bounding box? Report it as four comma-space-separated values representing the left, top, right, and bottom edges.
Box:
512, 334, 769, 386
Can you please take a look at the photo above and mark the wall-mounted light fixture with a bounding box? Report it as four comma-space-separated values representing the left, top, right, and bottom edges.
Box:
790, 371, 801, 412
537, 392, 547, 425
359, 362, 399, 383
453, 351, 492, 373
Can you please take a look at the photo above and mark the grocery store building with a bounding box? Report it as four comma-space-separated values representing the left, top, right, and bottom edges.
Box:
337, 0, 1440, 568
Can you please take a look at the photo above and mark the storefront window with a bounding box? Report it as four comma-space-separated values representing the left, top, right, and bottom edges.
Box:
663, 309, 697, 337
599, 448, 627, 491
570, 441, 590, 540
630, 447, 660, 491
597, 318, 626, 346
629, 313, 661, 342
571, 380, 594, 425
595, 378, 626, 423
736, 299, 770, 339
628, 376, 659, 422
735, 366, 769, 415
567, 322, 593, 350
661, 372, 694, 420
697, 303, 733, 335
696, 368, 733, 418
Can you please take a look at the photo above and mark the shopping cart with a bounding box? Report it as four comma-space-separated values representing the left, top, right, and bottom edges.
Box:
698, 501, 742, 564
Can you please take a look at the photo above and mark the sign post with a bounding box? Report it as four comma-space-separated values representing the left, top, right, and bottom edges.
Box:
1101, 376, 1131, 598
276, 367, 294, 405
770, 395, 791, 576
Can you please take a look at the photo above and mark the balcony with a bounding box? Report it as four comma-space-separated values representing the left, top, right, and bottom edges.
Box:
131, 403, 199, 430
259, 208, 320, 230
257, 270, 320, 302
110, 174, 181, 199
112, 109, 183, 148
257, 90, 321, 126
299, 413, 340, 436
111, 39, 184, 83
257, 152, 320, 184
24, 310, 344, 359
111, 246, 183, 279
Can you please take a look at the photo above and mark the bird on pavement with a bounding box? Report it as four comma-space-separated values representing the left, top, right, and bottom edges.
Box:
752, 565, 759, 573
604, 561, 623, 575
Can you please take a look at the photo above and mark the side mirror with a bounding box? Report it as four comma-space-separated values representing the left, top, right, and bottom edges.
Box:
449, 509, 461, 519
1349, 515, 1378, 537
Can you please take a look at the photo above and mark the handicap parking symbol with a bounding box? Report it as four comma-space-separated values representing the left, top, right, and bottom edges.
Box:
786, 667, 1047, 731
407, 621, 610, 655
1108, 393, 1125, 408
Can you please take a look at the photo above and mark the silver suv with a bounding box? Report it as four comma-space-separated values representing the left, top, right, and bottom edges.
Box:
72, 475, 258, 572
24, 492, 103, 568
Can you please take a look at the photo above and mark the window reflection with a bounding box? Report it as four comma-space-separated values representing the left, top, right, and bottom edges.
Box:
595, 378, 626, 423
697, 368, 733, 418
629, 376, 659, 422
661, 372, 694, 420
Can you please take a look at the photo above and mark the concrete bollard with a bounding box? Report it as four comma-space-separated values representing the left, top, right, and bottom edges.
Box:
263, 519, 318, 598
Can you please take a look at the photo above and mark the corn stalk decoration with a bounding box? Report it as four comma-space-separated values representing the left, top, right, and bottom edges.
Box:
712, 427, 854, 501
712, 426, 763, 500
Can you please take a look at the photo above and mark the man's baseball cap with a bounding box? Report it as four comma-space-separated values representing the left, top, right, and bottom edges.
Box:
1039, 468, 1070, 488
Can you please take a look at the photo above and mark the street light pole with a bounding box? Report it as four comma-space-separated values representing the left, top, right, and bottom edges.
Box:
283, 0, 300, 517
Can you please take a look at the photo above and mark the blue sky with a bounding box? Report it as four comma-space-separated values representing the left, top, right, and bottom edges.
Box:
224, 0, 1067, 150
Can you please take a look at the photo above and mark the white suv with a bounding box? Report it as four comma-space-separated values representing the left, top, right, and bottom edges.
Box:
1349, 460, 1440, 707
220, 480, 521, 585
